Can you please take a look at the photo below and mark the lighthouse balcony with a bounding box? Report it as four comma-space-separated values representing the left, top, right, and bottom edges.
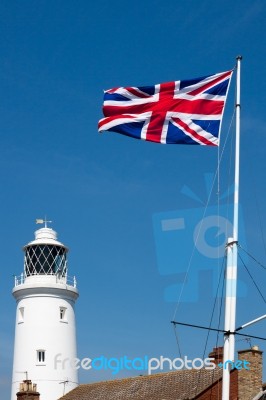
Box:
14, 273, 77, 288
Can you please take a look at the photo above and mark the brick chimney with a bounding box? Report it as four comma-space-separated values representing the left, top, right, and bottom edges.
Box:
238, 345, 263, 400
16, 380, 40, 400
208, 346, 224, 365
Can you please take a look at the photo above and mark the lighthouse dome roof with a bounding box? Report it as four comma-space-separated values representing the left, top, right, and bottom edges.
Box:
24, 227, 68, 251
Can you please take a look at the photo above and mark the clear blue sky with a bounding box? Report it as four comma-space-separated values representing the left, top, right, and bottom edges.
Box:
1, 0, 266, 398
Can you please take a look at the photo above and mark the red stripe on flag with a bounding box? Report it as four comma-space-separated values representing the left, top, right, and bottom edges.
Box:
146, 82, 176, 142
98, 114, 135, 130
172, 117, 216, 146
188, 70, 232, 96
103, 99, 224, 118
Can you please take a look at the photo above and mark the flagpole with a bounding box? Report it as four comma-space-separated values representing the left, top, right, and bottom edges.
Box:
222, 55, 242, 400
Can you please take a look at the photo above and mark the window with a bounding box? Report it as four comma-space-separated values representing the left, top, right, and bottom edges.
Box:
60, 307, 67, 322
18, 307, 24, 323
25, 245, 67, 276
37, 350, 45, 364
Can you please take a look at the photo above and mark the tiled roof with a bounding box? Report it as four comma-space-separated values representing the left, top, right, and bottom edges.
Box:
59, 368, 223, 400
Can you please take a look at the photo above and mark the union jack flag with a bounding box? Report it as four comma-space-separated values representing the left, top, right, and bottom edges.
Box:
98, 70, 233, 146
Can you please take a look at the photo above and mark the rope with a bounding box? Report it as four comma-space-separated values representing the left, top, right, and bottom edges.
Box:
172, 108, 236, 322
172, 323, 182, 358
238, 244, 266, 270
238, 252, 266, 304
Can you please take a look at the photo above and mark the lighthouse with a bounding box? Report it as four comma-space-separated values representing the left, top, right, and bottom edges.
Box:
11, 222, 79, 400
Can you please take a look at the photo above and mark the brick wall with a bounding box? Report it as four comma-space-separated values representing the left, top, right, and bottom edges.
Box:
208, 346, 224, 365
238, 346, 263, 400
195, 346, 263, 400
195, 369, 238, 400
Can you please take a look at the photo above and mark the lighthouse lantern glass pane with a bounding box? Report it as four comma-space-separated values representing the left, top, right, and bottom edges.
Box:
25, 245, 67, 276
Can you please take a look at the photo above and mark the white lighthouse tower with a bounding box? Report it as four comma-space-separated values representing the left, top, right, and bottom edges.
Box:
11, 221, 79, 400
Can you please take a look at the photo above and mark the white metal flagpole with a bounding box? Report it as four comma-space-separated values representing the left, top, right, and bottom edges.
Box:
222, 55, 242, 400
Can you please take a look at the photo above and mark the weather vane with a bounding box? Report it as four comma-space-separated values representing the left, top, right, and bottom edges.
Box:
35, 218, 52, 228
